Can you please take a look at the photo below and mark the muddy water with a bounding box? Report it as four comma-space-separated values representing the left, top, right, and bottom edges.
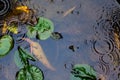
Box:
0, 0, 120, 80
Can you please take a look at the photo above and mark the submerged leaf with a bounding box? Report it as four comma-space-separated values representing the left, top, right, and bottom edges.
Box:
7, 24, 18, 34
2, 21, 7, 34
14, 51, 24, 68
71, 64, 97, 80
114, 32, 120, 49
16, 65, 44, 80
2, 21, 18, 34
0, 35, 13, 57
23, 38, 55, 71
16, 6, 30, 13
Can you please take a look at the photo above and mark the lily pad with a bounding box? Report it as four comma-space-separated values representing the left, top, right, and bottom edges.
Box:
27, 17, 54, 40
16, 65, 44, 80
70, 64, 97, 80
36, 17, 54, 40
0, 35, 13, 57
14, 47, 35, 68
18, 47, 35, 65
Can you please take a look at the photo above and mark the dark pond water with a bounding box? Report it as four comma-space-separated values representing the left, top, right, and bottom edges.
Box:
0, 0, 120, 80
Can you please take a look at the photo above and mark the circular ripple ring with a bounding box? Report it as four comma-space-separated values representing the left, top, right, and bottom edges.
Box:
0, 0, 11, 16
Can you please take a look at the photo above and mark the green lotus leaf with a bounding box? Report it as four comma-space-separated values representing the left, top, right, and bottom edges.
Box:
16, 65, 44, 80
70, 64, 97, 80
14, 47, 35, 68
35, 17, 54, 40
26, 17, 54, 40
14, 51, 25, 69
18, 47, 35, 65
0, 35, 14, 57
27, 26, 37, 38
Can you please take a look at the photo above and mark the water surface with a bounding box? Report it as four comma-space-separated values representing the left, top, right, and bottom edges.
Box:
0, 0, 120, 80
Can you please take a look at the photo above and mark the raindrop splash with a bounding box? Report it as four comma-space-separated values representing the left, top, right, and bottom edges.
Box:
92, 39, 114, 55
0, 0, 11, 18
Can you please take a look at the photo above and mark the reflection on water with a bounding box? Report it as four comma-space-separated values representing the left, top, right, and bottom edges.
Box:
0, 0, 120, 80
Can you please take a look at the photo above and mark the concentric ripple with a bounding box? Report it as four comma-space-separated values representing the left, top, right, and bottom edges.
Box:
99, 54, 113, 64
92, 39, 114, 55
0, 22, 3, 36
94, 62, 110, 75
12, 24, 27, 45
0, 0, 11, 17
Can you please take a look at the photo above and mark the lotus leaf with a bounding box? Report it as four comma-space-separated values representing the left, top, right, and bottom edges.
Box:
0, 35, 13, 57
71, 64, 97, 80
16, 65, 44, 80
18, 47, 35, 65
14, 51, 25, 68
27, 17, 54, 40
36, 17, 54, 40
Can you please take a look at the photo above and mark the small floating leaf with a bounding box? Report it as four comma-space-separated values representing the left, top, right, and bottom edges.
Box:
16, 65, 44, 80
51, 32, 63, 40
0, 35, 13, 57
70, 64, 97, 80
27, 25, 37, 38
35, 17, 54, 40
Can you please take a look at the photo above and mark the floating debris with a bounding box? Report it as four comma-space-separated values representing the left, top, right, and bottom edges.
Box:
68, 45, 79, 52
2, 21, 18, 34
114, 32, 120, 49
51, 32, 63, 40
2, 21, 8, 34
15, 6, 30, 13
69, 45, 75, 52
63, 6, 76, 17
